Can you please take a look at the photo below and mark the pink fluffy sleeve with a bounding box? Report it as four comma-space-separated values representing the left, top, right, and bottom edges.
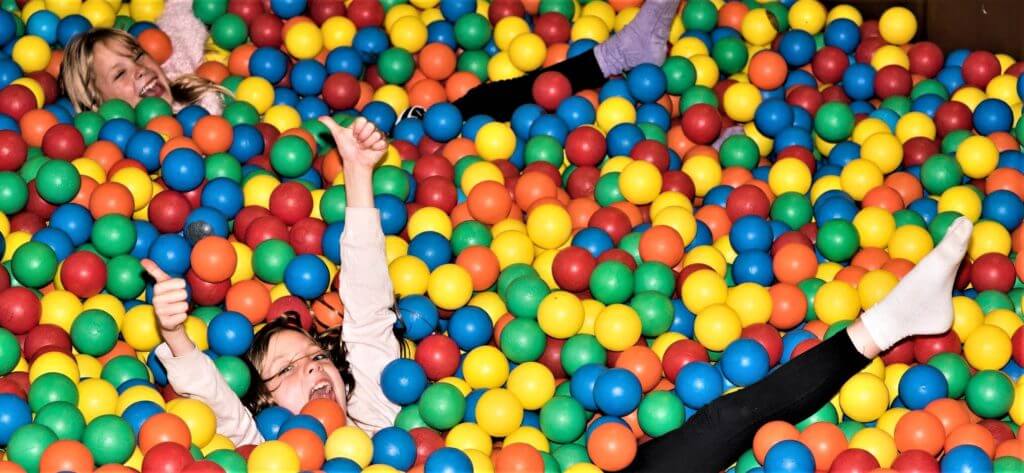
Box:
337, 207, 402, 434
156, 0, 208, 82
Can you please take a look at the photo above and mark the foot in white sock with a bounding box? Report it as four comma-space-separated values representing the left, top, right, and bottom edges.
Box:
860, 217, 974, 351
593, 0, 681, 76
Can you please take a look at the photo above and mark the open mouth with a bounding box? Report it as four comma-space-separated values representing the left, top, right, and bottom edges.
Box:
139, 79, 166, 98
309, 381, 335, 401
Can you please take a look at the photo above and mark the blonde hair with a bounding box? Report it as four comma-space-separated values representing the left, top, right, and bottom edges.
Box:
60, 28, 228, 112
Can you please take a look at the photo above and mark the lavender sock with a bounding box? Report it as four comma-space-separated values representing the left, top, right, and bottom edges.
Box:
594, 0, 681, 77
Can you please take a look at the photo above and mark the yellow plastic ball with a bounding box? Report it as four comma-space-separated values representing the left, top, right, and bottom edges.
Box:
11, 77, 44, 108
691, 54, 720, 88
963, 324, 1011, 371
77, 378, 117, 422
788, 0, 827, 34
29, 351, 78, 384
582, 1, 616, 29
955, 135, 999, 179
984, 309, 1022, 338
985, 74, 1020, 106
526, 204, 572, 250
594, 304, 642, 351
468, 292, 507, 324
1010, 380, 1024, 426
860, 133, 902, 174
44, 0, 83, 18
321, 15, 356, 49
886, 225, 934, 264
122, 304, 161, 351
681, 268, 728, 313
476, 388, 523, 437
407, 206, 452, 239
741, 8, 778, 46
446, 423, 492, 455
878, 6, 917, 45
725, 282, 772, 327
111, 167, 154, 211
487, 51, 524, 81
250, 440, 301, 472
390, 255, 430, 297
389, 15, 427, 52
840, 373, 888, 422
262, 104, 301, 133
167, 398, 216, 448
849, 427, 898, 468
870, 45, 910, 70
937, 186, 982, 222
951, 297, 985, 343
618, 160, 662, 205
509, 33, 547, 72
596, 96, 636, 133
768, 158, 812, 195
652, 207, 698, 246
671, 36, 709, 59
650, 192, 693, 217
723, 82, 762, 123
242, 174, 279, 209
183, 316, 208, 351
537, 291, 584, 339
839, 159, 884, 201
463, 346, 510, 389
894, 111, 936, 142
201, 434, 235, 456
116, 385, 165, 415
694, 304, 742, 352
505, 426, 550, 452
951, 86, 987, 111
12, 35, 51, 74
827, 4, 862, 24
75, 354, 102, 379
427, 263, 473, 310
494, 16, 530, 51
475, 122, 517, 161
40, 290, 82, 333
814, 280, 862, 325
128, 0, 162, 21
969, 220, 1012, 259
506, 362, 555, 410
580, 299, 603, 336
680, 154, 723, 197
852, 117, 892, 144
857, 269, 898, 309
372, 84, 411, 116
570, 15, 611, 43
876, 407, 909, 437
852, 207, 896, 249
491, 230, 535, 269
284, 21, 323, 60
235, 77, 275, 115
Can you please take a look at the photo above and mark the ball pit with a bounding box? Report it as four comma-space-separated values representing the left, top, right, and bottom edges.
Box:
0, 1, 1020, 473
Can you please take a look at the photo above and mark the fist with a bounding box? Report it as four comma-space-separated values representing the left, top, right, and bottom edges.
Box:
319, 116, 388, 170
141, 259, 190, 333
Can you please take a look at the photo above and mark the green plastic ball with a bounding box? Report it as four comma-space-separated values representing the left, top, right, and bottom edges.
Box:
893, 209, 927, 228
539, 395, 587, 444
796, 402, 839, 430
965, 370, 1014, 419
975, 291, 1013, 314
633, 262, 675, 297
637, 390, 685, 437
799, 278, 825, 320
771, 192, 813, 230
70, 309, 118, 357
941, 129, 972, 155
680, 86, 719, 112
594, 172, 624, 207
911, 79, 949, 99
91, 215, 136, 258
552, 443, 590, 471
618, 233, 642, 265
98, 99, 135, 123
456, 49, 490, 82
134, 96, 173, 127
736, 450, 760, 473
417, 383, 465, 430
7, 423, 57, 473
506, 276, 551, 319
34, 401, 85, 441
28, 373, 78, 413
815, 219, 860, 262
193, 0, 228, 24
105, 255, 145, 300
453, 156, 483, 188
216, 355, 251, 397
662, 56, 696, 96
497, 264, 540, 300
711, 36, 748, 75
319, 185, 348, 224
451, 221, 492, 255
394, 404, 428, 431
74, 111, 104, 145
35, 159, 80, 205
500, 318, 546, 362
19, 154, 47, 182
210, 13, 248, 49
525, 135, 564, 168
12, 241, 57, 288
100, 355, 149, 389
372, 166, 411, 200
222, 101, 260, 126
206, 449, 247, 473
589, 261, 634, 304
719, 135, 760, 169
927, 352, 971, 399
561, 334, 607, 376
454, 14, 491, 50
0, 171, 28, 214
814, 102, 855, 142
631, 291, 673, 337
683, 0, 718, 32
539, 0, 575, 19
995, 457, 1024, 473
253, 239, 296, 284
920, 154, 963, 195
378, 47, 415, 84
205, 152, 243, 182
82, 415, 135, 465
270, 135, 313, 178
837, 419, 865, 441
0, 328, 19, 375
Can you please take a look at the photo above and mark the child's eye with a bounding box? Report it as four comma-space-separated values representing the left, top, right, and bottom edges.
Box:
313, 353, 329, 361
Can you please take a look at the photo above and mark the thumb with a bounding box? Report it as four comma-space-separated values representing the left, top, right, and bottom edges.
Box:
318, 117, 350, 143
140, 258, 172, 283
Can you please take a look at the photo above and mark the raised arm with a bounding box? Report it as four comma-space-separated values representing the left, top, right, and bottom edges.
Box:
155, 0, 209, 80
143, 259, 264, 446
319, 117, 401, 433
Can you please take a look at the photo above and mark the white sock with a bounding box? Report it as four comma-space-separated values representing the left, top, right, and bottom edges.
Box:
860, 217, 974, 351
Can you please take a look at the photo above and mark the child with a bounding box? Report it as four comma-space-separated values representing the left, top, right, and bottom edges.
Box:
144, 116, 398, 445
60, 0, 681, 121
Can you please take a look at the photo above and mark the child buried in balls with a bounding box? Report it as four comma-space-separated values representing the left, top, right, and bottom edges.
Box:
144, 117, 398, 445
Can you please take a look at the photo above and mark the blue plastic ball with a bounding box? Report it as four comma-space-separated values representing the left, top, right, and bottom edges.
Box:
423, 103, 463, 142
627, 63, 667, 103
380, 358, 429, 406
281, 413, 328, 442
593, 368, 643, 416
730, 216, 773, 252
407, 231, 452, 271
162, 148, 205, 192
764, 439, 815, 473
973, 98, 1013, 135
753, 99, 794, 138
899, 364, 949, 410
249, 47, 290, 83
207, 311, 253, 357
0, 394, 31, 445
283, 254, 330, 299
778, 30, 816, 66
675, 361, 723, 409
425, 447, 473, 473
372, 427, 416, 471
50, 206, 94, 248
982, 189, 1024, 230
148, 234, 192, 277
940, 445, 992, 473
447, 306, 493, 351
570, 363, 608, 412
720, 339, 770, 387
291, 59, 327, 96
397, 295, 440, 341
201, 178, 244, 219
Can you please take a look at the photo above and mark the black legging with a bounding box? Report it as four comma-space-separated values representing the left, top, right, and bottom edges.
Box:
452, 50, 606, 121
625, 329, 871, 472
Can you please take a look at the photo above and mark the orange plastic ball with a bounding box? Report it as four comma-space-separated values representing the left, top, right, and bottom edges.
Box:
587, 423, 637, 472
279, 428, 325, 471
20, 109, 57, 148
456, 246, 501, 291
772, 244, 818, 284
445, 71, 482, 102
137, 28, 172, 64
944, 423, 995, 458
798, 422, 848, 471
638, 225, 685, 267
613, 345, 662, 392
419, 43, 457, 80
893, 410, 945, 455
191, 236, 237, 283
768, 283, 807, 330
494, 443, 544, 473
192, 115, 233, 155
467, 180, 513, 224
301, 398, 347, 434
139, 413, 192, 453
39, 440, 94, 473
89, 181, 135, 218
748, 50, 788, 90
225, 279, 272, 324
753, 421, 799, 464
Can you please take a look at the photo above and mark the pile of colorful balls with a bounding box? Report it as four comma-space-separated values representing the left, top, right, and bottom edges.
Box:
0, 0, 1021, 472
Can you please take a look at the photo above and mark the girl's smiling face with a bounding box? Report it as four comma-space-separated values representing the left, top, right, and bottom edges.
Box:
90, 38, 173, 106
259, 329, 348, 414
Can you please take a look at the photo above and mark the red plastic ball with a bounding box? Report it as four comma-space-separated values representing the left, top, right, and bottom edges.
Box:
908, 42, 944, 77
532, 71, 572, 112
141, 442, 194, 473
0, 130, 27, 171
681, 103, 722, 145
26, 180, 57, 218
289, 217, 326, 255
854, 37, 886, 65
346, 0, 384, 28
234, 206, 272, 241
0, 287, 41, 335
539, 337, 567, 379
1012, 327, 1023, 367
552, 247, 597, 293
148, 190, 193, 234
410, 427, 444, 466
970, 253, 1015, 292
565, 126, 607, 167
413, 155, 454, 181
60, 251, 107, 298
0, 85, 37, 121
725, 184, 770, 220
269, 182, 314, 226
661, 339, 709, 382
566, 166, 599, 199
811, 46, 849, 84
243, 215, 289, 247
913, 331, 961, 364
902, 137, 939, 167
890, 450, 939, 473
661, 170, 696, 199
267, 295, 313, 328
23, 324, 72, 362
181, 460, 226, 473
935, 101, 973, 137
533, 12, 571, 45
309, 0, 346, 25
588, 207, 631, 244
740, 323, 783, 366
488, 0, 525, 24
829, 448, 881, 473
226, 0, 264, 23
26, 72, 59, 105
596, 248, 637, 270
821, 85, 850, 104
414, 334, 460, 380
874, 65, 912, 99
322, 73, 361, 111
249, 13, 283, 47
414, 175, 458, 212
630, 140, 670, 172
185, 269, 231, 306
786, 85, 823, 115
962, 51, 1001, 88
880, 338, 916, 365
